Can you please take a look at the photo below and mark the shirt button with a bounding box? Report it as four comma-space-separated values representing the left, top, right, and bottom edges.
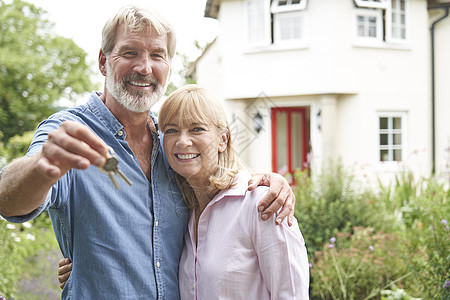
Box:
156, 261, 160, 268
118, 130, 124, 137
155, 220, 159, 227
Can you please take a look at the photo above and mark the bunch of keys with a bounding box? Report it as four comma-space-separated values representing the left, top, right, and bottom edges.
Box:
100, 147, 133, 190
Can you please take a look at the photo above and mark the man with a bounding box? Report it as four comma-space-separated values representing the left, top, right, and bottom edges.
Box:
0, 6, 295, 299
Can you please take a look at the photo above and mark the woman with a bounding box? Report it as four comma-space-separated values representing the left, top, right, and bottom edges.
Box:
159, 85, 309, 299
59, 84, 310, 298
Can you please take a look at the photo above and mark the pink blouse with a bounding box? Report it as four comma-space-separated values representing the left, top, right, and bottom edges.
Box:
178, 172, 310, 299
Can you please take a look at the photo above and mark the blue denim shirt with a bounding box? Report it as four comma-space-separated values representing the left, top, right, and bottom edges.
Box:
3, 92, 189, 299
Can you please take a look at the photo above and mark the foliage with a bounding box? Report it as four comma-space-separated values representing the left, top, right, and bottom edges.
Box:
293, 160, 449, 299
165, 50, 197, 96
293, 160, 389, 256
311, 227, 412, 299
0, 130, 34, 166
0, 0, 96, 143
0, 212, 59, 299
378, 175, 450, 299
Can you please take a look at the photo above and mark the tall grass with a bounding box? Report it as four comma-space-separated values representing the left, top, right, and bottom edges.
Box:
293, 160, 449, 299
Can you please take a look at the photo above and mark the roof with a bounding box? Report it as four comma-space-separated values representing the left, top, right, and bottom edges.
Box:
428, 0, 450, 9
186, 37, 217, 77
204, 0, 221, 19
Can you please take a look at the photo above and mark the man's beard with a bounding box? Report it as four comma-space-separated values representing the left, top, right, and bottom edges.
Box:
105, 60, 166, 113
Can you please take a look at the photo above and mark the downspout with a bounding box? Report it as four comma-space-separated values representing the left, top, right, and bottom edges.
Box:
430, 7, 449, 175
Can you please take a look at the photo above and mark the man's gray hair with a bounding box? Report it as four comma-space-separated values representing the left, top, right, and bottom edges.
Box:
101, 5, 176, 59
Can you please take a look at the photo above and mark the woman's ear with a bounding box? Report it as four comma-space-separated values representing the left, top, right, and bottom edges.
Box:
218, 130, 229, 153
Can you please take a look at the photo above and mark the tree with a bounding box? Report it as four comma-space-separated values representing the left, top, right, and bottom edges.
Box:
0, 0, 96, 143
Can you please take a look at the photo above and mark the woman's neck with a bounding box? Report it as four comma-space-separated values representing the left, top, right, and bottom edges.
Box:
192, 186, 214, 215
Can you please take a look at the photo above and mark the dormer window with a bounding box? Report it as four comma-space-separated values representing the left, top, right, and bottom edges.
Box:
271, 0, 307, 12
354, 0, 388, 9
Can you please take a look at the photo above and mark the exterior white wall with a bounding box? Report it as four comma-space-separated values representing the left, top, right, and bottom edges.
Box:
196, 0, 450, 183
431, 10, 450, 178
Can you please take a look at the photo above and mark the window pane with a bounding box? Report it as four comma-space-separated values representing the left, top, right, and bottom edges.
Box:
380, 150, 389, 161
292, 0, 301, 4
394, 149, 402, 161
247, 0, 267, 44
276, 112, 288, 172
291, 112, 303, 170
393, 117, 401, 129
380, 117, 388, 129
369, 22, 377, 37
379, 115, 404, 162
278, 13, 302, 40
357, 16, 365, 36
279, 0, 288, 6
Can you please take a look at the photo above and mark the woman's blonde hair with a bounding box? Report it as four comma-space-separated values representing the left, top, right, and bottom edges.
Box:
101, 5, 176, 59
159, 84, 242, 209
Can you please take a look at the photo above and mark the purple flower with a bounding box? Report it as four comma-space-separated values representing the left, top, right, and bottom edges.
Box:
330, 237, 336, 243
369, 245, 374, 251
441, 219, 448, 226
328, 244, 334, 248
444, 280, 450, 289
309, 263, 313, 268
0, 296, 6, 300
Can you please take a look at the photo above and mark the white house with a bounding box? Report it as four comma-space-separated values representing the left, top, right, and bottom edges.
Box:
189, 0, 450, 185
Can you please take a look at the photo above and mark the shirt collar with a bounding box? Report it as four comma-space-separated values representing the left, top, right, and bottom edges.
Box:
209, 171, 250, 205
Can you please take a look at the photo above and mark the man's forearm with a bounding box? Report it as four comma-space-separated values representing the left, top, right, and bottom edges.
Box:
0, 155, 54, 217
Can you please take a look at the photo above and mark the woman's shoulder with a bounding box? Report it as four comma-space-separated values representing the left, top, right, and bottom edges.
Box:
233, 172, 269, 209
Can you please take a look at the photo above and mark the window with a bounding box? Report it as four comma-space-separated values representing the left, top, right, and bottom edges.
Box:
354, 0, 388, 9
354, 0, 408, 45
378, 114, 405, 162
388, 0, 407, 41
246, 0, 308, 48
356, 9, 383, 42
246, 0, 271, 47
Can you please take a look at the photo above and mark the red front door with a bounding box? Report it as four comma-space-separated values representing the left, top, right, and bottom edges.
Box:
271, 107, 310, 175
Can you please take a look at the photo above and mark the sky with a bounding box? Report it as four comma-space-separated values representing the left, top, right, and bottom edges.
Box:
26, 0, 219, 87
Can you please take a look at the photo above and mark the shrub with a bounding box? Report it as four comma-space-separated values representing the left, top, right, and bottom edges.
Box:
310, 227, 412, 299
293, 160, 389, 256
292, 161, 449, 299
0, 212, 58, 299
385, 176, 450, 299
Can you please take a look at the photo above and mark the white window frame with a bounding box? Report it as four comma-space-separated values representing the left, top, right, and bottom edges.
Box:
354, 0, 388, 9
273, 10, 308, 46
355, 9, 383, 42
354, 0, 409, 47
245, 0, 308, 50
270, 0, 308, 13
377, 112, 407, 165
245, 0, 272, 48
385, 0, 409, 44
